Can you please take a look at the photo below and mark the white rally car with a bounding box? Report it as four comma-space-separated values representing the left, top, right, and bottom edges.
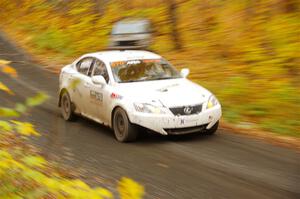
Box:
58, 50, 221, 142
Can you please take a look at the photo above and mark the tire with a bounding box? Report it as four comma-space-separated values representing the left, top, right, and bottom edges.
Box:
206, 121, 219, 135
113, 108, 138, 142
60, 92, 75, 121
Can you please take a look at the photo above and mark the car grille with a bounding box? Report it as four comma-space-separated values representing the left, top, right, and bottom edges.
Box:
164, 124, 208, 135
118, 40, 138, 46
169, 104, 202, 116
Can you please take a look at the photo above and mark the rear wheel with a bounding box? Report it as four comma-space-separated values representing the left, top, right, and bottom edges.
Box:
206, 121, 219, 135
61, 92, 75, 121
113, 108, 138, 142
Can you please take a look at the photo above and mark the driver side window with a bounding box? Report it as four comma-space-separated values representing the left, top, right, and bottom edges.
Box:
92, 59, 109, 83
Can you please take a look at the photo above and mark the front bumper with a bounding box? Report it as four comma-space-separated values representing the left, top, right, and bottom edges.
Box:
129, 105, 222, 135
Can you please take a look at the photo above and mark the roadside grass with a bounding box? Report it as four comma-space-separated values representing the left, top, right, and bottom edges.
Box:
0, 0, 299, 137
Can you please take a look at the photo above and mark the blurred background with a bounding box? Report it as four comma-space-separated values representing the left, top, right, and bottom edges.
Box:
0, 0, 299, 137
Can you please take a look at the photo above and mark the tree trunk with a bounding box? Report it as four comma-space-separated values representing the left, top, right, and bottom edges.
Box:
167, 0, 182, 51
92, 0, 109, 17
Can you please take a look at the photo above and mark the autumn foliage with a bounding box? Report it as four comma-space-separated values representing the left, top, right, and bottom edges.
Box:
0, 61, 145, 198
0, 0, 299, 136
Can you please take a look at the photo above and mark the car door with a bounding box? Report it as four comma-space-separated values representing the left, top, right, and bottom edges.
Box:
87, 59, 111, 123
72, 57, 94, 115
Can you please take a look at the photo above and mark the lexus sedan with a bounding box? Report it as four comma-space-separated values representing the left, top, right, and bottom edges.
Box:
58, 50, 221, 142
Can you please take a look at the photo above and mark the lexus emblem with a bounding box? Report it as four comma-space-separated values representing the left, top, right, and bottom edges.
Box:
183, 106, 193, 114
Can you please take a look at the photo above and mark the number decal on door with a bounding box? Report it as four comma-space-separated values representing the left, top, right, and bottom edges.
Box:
90, 90, 103, 103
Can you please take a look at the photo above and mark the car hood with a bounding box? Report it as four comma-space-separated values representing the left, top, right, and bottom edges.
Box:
114, 78, 211, 107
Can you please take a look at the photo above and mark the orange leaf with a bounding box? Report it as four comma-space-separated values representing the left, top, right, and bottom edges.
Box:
0, 59, 17, 78
1, 65, 18, 78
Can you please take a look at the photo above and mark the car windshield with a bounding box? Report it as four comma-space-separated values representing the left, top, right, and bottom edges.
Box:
111, 59, 181, 83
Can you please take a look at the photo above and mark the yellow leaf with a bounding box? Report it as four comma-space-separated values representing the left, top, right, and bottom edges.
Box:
0, 81, 14, 95
11, 120, 40, 136
0, 120, 12, 132
95, 188, 113, 198
71, 179, 90, 189
118, 177, 144, 199
0, 59, 11, 65
0, 150, 12, 159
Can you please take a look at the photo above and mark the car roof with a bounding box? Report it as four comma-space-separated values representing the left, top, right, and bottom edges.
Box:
113, 18, 149, 26
84, 50, 162, 63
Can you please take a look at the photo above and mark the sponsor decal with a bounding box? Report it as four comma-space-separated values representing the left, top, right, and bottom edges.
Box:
127, 60, 141, 65
143, 59, 160, 63
110, 92, 123, 100
111, 61, 126, 67
90, 90, 103, 103
111, 59, 161, 68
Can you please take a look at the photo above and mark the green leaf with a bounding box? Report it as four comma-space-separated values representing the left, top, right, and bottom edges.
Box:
22, 169, 47, 181
0, 120, 12, 132
23, 188, 48, 199
15, 103, 27, 114
22, 155, 46, 168
26, 92, 49, 107
0, 107, 20, 117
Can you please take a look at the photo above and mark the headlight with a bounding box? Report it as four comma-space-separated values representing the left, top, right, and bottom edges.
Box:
206, 95, 219, 109
134, 103, 166, 114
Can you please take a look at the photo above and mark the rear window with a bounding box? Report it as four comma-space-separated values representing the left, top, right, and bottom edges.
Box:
112, 21, 150, 35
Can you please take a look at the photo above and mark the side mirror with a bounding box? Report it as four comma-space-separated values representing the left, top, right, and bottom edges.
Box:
92, 75, 106, 85
180, 68, 190, 78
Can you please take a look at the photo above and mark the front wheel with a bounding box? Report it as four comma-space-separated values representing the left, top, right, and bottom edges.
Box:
113, 108, 138, 142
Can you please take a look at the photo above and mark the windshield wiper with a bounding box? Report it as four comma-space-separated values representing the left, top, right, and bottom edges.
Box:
120, 76, 179, 83
121, 79, 147, 83
151, 76, 178, 80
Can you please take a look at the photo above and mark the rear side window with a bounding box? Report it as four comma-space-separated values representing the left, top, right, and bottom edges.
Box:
76, 58, 93, 75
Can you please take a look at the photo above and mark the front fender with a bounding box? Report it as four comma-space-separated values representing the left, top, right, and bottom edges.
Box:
58, 88, 67, 107
110, 100, 135, 128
